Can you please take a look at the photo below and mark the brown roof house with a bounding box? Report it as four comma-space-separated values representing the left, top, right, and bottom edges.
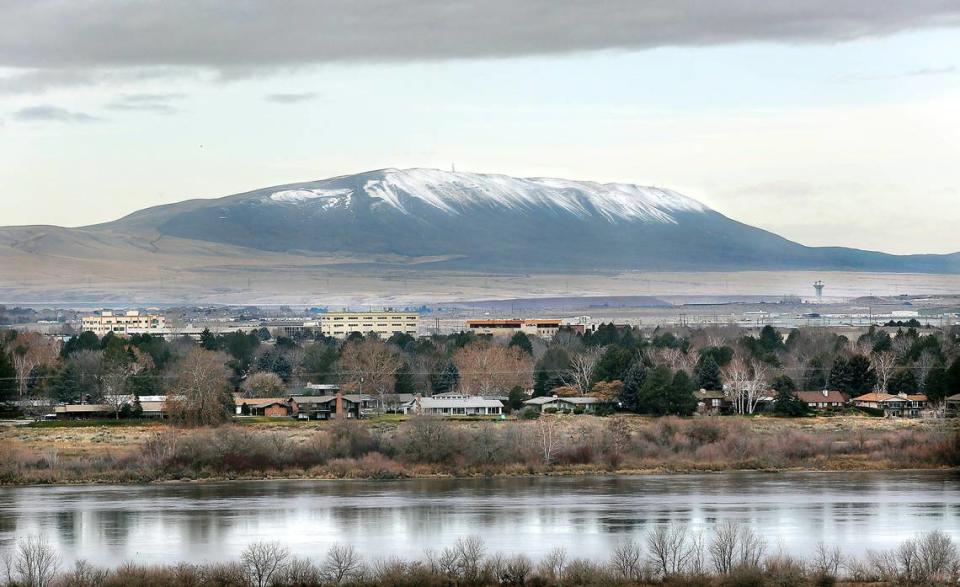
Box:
794, 390, 846, 411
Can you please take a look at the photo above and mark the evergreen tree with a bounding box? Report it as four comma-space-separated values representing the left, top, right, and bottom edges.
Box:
533, 347, 570, 396
759, 325, 785, 352
636, 365, 674, 415
60, 331, 100, 357
947, 357, 960, 399
430, 361, 459, 394
302, 343, 340, 384
394, 361, 416, 394
699, 346, 734, 367
667, 370, 698, 416
508, 331, 534, 356
846, 355, 877, 394
619, 360, 647, 412
256, 350, 293, 383
199, 328, 218, 351
695, 355, 723, 391
828, 357, 852, 393
772, 386, 810, 417
770, 374, 797, 394
0, 345, 16, 402
51, 363, 83, 403
592, 345, 634, 383
924, 366, 950, 403
887, 369, 918, 394
802, 357, 827, 390
507, 386, 525, 411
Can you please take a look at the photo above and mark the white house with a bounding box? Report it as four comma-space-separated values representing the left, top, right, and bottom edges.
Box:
523, 395, 610, 413
405, 395, 503, 416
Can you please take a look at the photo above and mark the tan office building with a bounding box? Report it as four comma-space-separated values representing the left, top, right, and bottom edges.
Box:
81, 310, 167, 336
466, 319, 562, 339
319, 311, 419, 338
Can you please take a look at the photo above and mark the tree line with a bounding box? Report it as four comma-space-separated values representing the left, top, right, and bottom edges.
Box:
2, 321, 960, 421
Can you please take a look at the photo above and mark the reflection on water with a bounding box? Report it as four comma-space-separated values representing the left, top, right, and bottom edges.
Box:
0, 471, 958, 567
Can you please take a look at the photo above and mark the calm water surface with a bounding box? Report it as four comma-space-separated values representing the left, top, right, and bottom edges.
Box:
1, 471, 958, 566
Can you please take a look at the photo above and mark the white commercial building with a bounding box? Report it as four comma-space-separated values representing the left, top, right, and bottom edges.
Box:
319, 311, 419, 338
81, 310, 167, 336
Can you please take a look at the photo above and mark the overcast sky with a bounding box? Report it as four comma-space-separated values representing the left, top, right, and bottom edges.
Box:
2, 1, 959, 254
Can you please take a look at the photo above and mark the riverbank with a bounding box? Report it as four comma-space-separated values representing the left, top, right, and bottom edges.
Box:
4, 525, 959, 586
1, 415, 957, 485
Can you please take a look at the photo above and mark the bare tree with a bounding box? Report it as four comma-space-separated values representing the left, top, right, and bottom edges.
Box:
538, 546, 567, 582
709, 521, 765, 574
453, 342, 532, 396
722, 357, 767, 414
68, 349, 104, 403
916, 350, 938, 392
871, 350, 897, 392
10, 332, 58, 400
101, 366, 133, 419
565, 348, 601, 395
656, 347, 694, 373
14, 535, 60, 587
241, 540, 290, 587
322, 543, 363, 585
647, 524, 691, 578
339, 339, 399, 411
242, 371, 286, 397
611, 540, 645, 581
500, 554, 533, 585
453, 536, 486, 583
811, 542, 844, 579
536, 413, 559, 465
167, 348, 233, 427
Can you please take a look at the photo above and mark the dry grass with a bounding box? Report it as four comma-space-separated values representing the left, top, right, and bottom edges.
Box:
0, 415, 956, 485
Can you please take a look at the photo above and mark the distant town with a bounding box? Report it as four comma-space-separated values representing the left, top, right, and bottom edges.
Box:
2, 292, 960, 424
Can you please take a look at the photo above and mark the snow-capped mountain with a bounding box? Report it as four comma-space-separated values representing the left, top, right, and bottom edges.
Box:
264, 168, 707, 223
10, 168, 960, 275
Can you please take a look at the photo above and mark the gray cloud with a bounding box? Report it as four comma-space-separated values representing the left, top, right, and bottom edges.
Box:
107, 92, 186, 114
265, 92, 319, 103
0, 67, 199, 95
2, 1, 959, 72
13, 105, 101, 122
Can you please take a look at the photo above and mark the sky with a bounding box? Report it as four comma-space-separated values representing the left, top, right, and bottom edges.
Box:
1, 1, 959, 255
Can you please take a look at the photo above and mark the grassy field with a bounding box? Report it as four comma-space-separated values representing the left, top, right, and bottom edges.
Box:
2, 414, 955, 481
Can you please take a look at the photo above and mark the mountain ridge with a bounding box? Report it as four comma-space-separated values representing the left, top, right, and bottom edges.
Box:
2, 168, 959, 281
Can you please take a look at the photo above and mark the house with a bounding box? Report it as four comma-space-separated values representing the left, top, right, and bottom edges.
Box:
53, 395, 168, 419
695, 389, 730, 414
406, 395, 503, 416
851, 392, 927, 418
251, 401, 291, 417
380, 393, 416, 413
54, 404, 114, 419
794, 390, 846, 411
946, 393, 960, 417
288, 394, 376, 419
233, 396, 290, 416
523, 395, 611, 414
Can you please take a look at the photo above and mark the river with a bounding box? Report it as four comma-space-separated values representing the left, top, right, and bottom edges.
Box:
1, 471, 958, 567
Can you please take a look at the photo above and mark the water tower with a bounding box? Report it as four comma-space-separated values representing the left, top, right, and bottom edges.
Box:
813, 280, 824, 303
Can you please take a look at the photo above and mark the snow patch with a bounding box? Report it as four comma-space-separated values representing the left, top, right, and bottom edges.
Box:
360, 168, 707, 223
270, 188, 353, 205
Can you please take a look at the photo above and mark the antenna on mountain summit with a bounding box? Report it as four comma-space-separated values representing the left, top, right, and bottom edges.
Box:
451, 162, 455, 173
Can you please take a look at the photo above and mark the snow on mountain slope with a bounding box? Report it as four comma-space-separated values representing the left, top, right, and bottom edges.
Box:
269, 188, 352, 204
268, 168, 707, 223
